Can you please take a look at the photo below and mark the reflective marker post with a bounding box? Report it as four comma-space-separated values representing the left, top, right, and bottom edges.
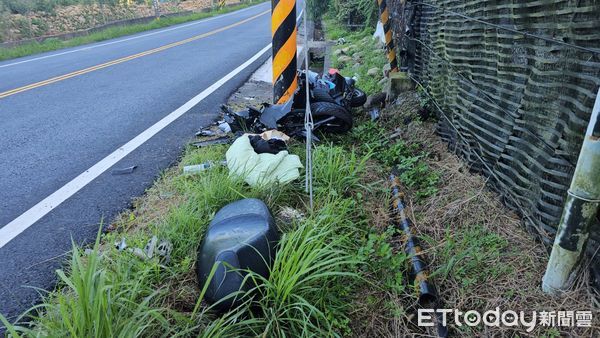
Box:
378, 0, 399, 73
271, 0, 298, 103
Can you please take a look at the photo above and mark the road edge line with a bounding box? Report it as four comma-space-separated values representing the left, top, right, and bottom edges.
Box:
0, 2, 269, 69
0, 43, 272, 249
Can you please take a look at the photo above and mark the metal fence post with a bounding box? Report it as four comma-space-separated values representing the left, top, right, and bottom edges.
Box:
378, 0, 398, 73
271, 0, 297, 104
542, 87, 600, 294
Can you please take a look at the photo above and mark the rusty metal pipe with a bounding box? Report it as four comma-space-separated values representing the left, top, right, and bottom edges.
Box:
542, 87, 600, 294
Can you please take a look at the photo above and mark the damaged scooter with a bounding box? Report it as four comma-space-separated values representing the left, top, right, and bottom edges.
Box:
219, 69, 366, 138
296, 68, 367, 110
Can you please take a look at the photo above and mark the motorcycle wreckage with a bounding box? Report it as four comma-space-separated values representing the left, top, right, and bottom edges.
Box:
219, 69, 367, 138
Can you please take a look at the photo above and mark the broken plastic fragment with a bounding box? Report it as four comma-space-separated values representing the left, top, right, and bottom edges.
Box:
190, 136, 231, 148
111, 165, 137, 175
370, 108, 380, 121
115, 238, 127, 251
144, 236, 159, 259
218, 122, 232, 133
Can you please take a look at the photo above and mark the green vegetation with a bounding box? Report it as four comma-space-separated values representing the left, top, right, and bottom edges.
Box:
0, 0, 264, 61
307, 0, 378, 26
430, 224, 512, 287
0, 134, 413, 336
325, 19, 440, 200
351, 121, 440, 200
0, 1, 139, 15
326, 18, 387, 96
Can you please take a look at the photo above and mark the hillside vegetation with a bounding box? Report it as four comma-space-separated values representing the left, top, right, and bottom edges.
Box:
0, 0, 232, 42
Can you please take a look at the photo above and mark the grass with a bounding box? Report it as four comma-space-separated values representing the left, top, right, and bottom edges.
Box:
0, 136, 413, 336
0, 0, 266, 61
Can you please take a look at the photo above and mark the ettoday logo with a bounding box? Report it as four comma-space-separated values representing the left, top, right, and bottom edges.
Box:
418, 308, 593, 332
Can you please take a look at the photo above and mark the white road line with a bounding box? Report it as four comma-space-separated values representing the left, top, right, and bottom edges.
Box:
0, 3, 266, 69
0, 43, 271, 249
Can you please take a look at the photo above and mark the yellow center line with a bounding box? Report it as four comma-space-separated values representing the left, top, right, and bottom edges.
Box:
0, 10, 270, 100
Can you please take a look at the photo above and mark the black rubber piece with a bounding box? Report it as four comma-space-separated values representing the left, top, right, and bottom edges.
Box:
196, 199, 278, 311
349, 88, 367, 107
311, 87, 337, 104
310, 101, 353, 133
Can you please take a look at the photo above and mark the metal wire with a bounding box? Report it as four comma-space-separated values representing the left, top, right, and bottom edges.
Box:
302, 3, 314, 210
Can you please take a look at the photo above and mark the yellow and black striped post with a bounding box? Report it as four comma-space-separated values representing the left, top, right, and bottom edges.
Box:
378, 0, 399, 72
271, 0, 297, 104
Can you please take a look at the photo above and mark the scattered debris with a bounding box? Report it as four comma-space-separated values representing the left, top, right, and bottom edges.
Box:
278, 206, 305, 224
260, 130, 290, 141
195, 129, 220, 137
125, 236, 172, 264
218, 121, 232, 133
389, 127, 403, 140
364, 92, 387, 109
183, 160, 227, 174
249, 135, 287, 154
190, 136, 232, 148
111, 165, 137, 175
115, 238, 127, 251
373, 21, 386, 44
155, 239, 173, 264
104, 224, 117, 233
336, 37, 346, 45
144, 236, 159, 258
183, 163, 212, 174
370, 108, 380, 121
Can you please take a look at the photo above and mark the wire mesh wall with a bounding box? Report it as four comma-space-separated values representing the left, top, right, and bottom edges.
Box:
388, 0, 600, 250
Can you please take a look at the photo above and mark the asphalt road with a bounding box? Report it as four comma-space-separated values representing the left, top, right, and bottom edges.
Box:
0, 1, 275, 321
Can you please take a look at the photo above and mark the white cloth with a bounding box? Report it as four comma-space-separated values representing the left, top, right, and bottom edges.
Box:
226, 136, 303, 187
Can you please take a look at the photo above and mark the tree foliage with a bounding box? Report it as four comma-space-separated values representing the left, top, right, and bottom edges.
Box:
307, 0, 379, 28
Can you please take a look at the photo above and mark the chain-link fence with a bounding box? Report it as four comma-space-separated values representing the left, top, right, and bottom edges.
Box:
388, 0, 600, 258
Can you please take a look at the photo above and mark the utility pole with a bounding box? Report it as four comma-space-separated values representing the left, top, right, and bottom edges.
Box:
271, 0, 297, 104
542, 87, 600, 294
